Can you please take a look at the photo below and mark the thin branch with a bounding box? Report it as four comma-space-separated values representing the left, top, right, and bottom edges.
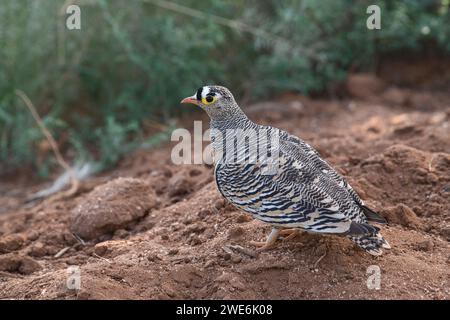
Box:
15, 89, 79, 199
313, 248, 327, 269
428, 153, 438, 173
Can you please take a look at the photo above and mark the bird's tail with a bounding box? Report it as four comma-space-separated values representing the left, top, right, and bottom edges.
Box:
347, 232, 391, 256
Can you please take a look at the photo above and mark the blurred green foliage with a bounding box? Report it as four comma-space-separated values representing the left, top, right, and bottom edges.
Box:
0, 0, 449, 175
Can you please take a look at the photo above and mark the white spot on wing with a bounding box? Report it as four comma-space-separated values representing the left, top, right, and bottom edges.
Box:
293, 161, 303, 169
327, 204, 339, 211
321, 196, 333, 204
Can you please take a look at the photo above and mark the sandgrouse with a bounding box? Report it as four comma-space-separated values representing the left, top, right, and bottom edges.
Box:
181, 85, 390, 256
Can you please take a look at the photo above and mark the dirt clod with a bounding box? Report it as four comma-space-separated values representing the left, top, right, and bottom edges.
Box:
235, 214, 252, 223
227, 226, 245, 239
416, 240, 434, 252
0, 234, 25, 253
94, 243, 109, 256
0, 254, 42, 275
70, 178, 157, 240
382, 203, 421, 228
440, 227, 450, 241
168, 172, 192, 197
28, 241, 47, 257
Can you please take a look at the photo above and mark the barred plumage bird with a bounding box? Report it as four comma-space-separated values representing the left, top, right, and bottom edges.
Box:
181, 85, 390, 256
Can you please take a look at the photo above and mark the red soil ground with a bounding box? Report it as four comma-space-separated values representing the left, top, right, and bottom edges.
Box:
0, 75, 449, 299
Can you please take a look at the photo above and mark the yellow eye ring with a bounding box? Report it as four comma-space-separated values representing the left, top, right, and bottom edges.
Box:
202, 95, 217, 105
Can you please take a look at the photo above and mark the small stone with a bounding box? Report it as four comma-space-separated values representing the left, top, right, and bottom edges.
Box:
203, 228, 215, 239
416, 240, 434, 252
227, 226, 245, 239
230, 277, 246, 291
147, 253, 161, 262
222, 253, 231, 261
231, 255, 242, 264
94, 243, 108, 256
27, 231, 40, 242
204, 259, 215, 268
235, 214, 252, 223
163, 169, 173, 178
0, 234, 25, 253
197, 209, 212, 219
215, 272, 233, 283
188, 234, 202, 246
62, 233, 78, 246
440, 227, 450, 241
161, 234, 169, 240
183, 217, 194, 225
214, 199, 226, 211
344, 273, 354, 280
189, 169, 202, 177
28, 242, 47, 257
161, 284, 177, 298
168, 172, 192, 197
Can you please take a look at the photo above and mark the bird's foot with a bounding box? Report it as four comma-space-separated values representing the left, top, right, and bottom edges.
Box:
250, 227, 280, 251
249, 240, 276, 251
279, 228, 300, 241
250, 228, 301, 251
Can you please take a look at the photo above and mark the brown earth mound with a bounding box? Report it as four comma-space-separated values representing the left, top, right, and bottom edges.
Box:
70, 177, 158, 240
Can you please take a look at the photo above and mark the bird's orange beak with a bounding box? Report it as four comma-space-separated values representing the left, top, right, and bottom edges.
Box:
180, 96, 200, 105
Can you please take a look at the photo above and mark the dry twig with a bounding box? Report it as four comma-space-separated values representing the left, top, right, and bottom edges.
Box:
15, 90, 79, 200
428, 153, 437, 173
313, 249, 327, 269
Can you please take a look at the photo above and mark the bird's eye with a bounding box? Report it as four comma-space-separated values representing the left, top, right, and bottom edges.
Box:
203, 95, 216, 105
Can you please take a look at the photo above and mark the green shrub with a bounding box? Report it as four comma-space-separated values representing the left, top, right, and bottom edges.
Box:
0, 0, 448, 175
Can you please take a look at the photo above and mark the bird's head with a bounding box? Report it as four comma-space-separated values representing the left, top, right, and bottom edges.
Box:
180, 85, 241, 120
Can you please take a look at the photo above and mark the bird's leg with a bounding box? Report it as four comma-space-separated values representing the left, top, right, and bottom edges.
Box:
249, 228, 280, 251
279, 228, 300, 241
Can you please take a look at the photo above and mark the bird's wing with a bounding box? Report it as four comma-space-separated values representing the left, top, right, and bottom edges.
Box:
279, 132, 386, 224
265, 177, 375, 234
215, 159, 378, 235
281, 133, 363, 203
277, 132, 366, 223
